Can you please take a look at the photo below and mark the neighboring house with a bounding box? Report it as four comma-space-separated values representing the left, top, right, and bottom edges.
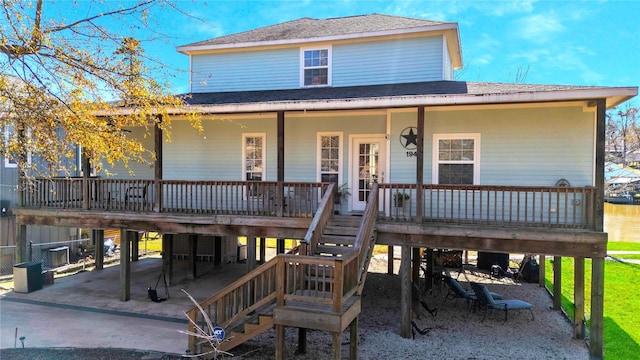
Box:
0, 75, 82, 272
12, 14, 638, 359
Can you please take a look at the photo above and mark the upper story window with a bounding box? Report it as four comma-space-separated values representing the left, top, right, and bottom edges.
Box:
317, 133, 342, 185
3, 123, 18, 168
301, 47, 331, 87
433, 134, 480, 185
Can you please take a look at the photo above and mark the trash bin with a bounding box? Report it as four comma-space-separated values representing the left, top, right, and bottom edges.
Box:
237, 244, 247, 262
13, 262, 43, 293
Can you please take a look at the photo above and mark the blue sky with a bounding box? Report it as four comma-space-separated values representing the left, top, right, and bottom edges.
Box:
44, 1, 640, 96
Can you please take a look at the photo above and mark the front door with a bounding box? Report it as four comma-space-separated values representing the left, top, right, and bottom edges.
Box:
350, 136, 386, 211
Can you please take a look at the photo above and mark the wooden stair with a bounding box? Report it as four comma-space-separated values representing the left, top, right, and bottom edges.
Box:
187, 185, 379, 359
218, 305, 275, 352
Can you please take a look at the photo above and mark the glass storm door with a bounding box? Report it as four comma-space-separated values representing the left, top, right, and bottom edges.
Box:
351, 136, 385, 211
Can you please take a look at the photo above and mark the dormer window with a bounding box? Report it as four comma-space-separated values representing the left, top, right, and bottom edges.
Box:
301, 47, 331, 87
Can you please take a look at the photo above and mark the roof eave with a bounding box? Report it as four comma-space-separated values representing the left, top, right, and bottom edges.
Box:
176, 23, 459, 55
98, 87, 638, 116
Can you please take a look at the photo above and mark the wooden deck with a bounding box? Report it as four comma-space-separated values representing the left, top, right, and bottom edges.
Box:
15, 179, 606, 257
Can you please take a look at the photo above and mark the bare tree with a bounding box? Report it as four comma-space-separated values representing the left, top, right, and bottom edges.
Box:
607, 103, 639, 166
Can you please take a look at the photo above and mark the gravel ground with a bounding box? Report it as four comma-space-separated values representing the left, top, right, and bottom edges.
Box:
0, 254, 589, 359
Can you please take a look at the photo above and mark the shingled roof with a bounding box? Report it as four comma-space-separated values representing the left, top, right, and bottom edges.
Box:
180, 14, 450, 48
182, 81, 611, 106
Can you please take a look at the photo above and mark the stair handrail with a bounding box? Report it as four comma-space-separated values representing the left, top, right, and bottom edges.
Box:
354, 183, 378, 295
302, 182, 335, 255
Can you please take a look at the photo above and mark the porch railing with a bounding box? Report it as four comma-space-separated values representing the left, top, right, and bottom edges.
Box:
20, 179, 597, 229
378, 184, 596, 229
21, 178, 329, 218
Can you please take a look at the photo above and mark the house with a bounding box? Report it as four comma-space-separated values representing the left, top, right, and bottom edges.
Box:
12, 14, 637, 359
0, 75, 82, 274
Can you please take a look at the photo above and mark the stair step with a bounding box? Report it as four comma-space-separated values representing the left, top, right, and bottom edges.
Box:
324, 225, 359, 236
316, 244, 352, 256
320, 234, 356, 246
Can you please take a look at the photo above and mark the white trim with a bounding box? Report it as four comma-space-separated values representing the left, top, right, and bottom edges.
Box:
177, 23, 459, 54
4, 157, 17, 168
300, 46, 332, 88
432, 133, 481, 185
316, 132, 343, 185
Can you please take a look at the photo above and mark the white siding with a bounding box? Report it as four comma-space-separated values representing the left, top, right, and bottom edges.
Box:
332, 36, 444, 87
191, 48, 299, 93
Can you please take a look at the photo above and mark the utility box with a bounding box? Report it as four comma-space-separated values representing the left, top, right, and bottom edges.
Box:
13, 262, 43, 293
49, 246, 69, 267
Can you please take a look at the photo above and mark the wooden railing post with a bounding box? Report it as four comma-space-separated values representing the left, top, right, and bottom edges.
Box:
333, 259, 344, 313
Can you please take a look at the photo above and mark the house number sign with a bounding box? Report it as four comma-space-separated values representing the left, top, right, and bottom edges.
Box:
400, 127, 418, 157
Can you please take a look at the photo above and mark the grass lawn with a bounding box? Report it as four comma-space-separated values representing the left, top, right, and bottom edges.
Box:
544, 242, 640, 359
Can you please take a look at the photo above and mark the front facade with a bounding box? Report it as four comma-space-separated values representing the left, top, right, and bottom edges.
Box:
12, 14, 638, 359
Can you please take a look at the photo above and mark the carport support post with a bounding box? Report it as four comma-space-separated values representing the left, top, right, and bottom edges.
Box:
188, 234, 197, 280
590, 257, 605, 359
93, 229, 104, 270
15, 224, 27, 263
119, 229, 131, 301
247, 235, 257, 272
131, 231, 139, 262
538, 254, 546, 287
163, 234, 174, 286
400, 245, 412, 338
573, 256, 585, 339
553, 256, 562, 310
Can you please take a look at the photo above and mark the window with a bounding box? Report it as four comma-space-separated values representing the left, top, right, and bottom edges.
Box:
3, 124, 17, 168
243, 134, 265, 196
433, 134, 480, 185
301, 47, 331, 87
318, 133, 342, 185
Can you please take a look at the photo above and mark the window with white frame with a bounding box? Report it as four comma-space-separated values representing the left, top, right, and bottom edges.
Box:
318, 133, 342, 185
3, 123, 17, 168
243, 134, 265, 196
301, 47, 331, 87
433, 134, 480, 185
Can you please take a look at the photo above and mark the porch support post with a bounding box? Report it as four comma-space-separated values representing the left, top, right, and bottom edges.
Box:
277, 239, 285, 254
131, 231, 139, 262
589, 98, 606, 359
259, 237, 266, 263
188, 234, 198, 280
331, 332, 341, 360
82, 153, 90, 210
277, 110, 285, 217
119, 229, 131, 301
297, 328, 307, 354
15, 223, 27, 263
424, 248, 434, 291
247, 235, 257, 272
349, 317, 358, 360
154, 116, 163, 212
553, 256, 562, 310
590, 257, 605, 359
275, 324, 285, 359
412, 247, 420, 290
93, 229, 104, 270
416, 106, 424, 220
538, 254, 546, 287
163, 234, 174, 286
400, 245, 411, 338
573, 256, 585, 339
387, 245, 394, 275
